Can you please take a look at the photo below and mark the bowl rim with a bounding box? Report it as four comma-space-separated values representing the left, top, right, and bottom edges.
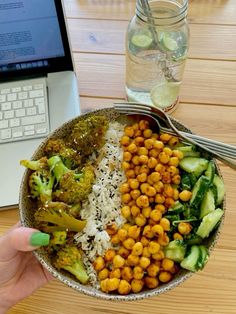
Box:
19, 106, 226, 301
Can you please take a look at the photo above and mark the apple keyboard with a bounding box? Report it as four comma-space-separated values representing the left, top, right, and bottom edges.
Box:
0, 78, 50, 144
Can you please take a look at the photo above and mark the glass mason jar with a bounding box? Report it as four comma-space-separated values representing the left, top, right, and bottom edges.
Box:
125, 0, 189, 113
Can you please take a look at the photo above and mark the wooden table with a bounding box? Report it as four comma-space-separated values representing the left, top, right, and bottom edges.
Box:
1, 0, 236, 313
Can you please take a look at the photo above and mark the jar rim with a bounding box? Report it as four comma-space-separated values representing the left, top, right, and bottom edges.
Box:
136, 0, 188, 25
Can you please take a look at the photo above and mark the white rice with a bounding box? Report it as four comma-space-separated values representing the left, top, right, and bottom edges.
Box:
75, 121, 126, 277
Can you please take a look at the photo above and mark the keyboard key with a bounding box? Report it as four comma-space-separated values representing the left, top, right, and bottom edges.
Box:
0, 95, 6, 102
12, 87, 22, 92
23, 85, 32, 91
34, 84, 44, 89
1, 102, 11, 110
13, 131, 23, 138
35, 97, 45, 106
24, 130, 35, 136
12, 100, 22, 109
10, 118, 20, 127
21, 114, 46, 126
1, 88, 10, 94
0, 120, 8, 129
0, 112, 2, 120
4, 110, 14, 119
15, 108, 26, 117
1, 129, 11, 140
29, 90, 44, 98
7, 93, 17, 101
26, 107, 37, 116
36, 127, 47, 134
23, 99, 33, 107
24, 125, 34, 131
18, 91, 28, 100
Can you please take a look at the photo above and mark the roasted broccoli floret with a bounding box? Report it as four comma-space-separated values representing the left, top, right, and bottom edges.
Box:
28, 169, 55, 204
44, 139, 81, 169
50, 231, 67, 246
54, 246, 89, 284
48, 155, 83, 182
68, 115, 109, 156
48, 156, 94, 204
20, 157, 48, 171
34, 201, 86, 232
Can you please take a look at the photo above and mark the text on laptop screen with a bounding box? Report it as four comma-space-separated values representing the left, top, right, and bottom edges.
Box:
0, 0, 66, 73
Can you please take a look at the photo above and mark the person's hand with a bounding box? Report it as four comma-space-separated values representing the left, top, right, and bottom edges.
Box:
0, 222, 53, 313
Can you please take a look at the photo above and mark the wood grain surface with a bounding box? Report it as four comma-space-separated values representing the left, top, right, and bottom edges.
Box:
1, 0, 236, 313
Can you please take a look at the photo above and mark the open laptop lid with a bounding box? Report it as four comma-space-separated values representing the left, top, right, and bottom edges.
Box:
0, 0, 74, 82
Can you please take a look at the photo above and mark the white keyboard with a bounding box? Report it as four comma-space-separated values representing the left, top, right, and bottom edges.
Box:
0, 78, 50, 143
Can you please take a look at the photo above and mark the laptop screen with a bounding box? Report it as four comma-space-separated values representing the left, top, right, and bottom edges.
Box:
0, 0, 73, 80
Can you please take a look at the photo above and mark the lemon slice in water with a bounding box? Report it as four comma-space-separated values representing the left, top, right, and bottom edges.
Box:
131, 31, 153, 49
150, 81, 181, 109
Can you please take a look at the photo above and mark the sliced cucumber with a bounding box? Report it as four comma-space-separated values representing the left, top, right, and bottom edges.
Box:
197, 245, 209, 269
213, 175, 225, 206
164, 240, 186, 262
190, 175, 210, 209
180, 245, 200, 272
179, 157, 209, 177
196, 208, 224, 239
200, 188, 215, 219
205, 160, 216, 184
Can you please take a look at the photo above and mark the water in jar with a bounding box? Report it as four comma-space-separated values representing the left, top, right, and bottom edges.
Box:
125, 0, 189, 110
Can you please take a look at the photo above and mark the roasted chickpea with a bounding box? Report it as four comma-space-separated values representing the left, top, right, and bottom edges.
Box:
132, 242, 143, 256
151, 224, 164, 237
119, 182, 130, 194
130, 189, 141, 200
139, 164, 150, 174
162, 171, 171, 184
139, 256, 151, 269
100, 278, 109, 292
118, 280, 131, 295
139, 119, 149, 130
153, 181, 164, 193
173, 232, 183, 240
137, 172, 147, 183
144, 138, 155, 150
150, 209, 162, 222
125, 169, 136, 179
128, 225, 141, 239
133, 266, 144, 280
117, 228, 128, 242
132, 155, 140, 166
127, 143, 138, 154
130, 205, 141, 217
131, 279, 144, 293
139, 154, 149, 164
178, 222, 192, 235
143, 225, 154, 239
124, 126, 135, 137
111, 234, 120, 245
149, 171, 161, 183
172, 149, 184, 160
93, 256, 105, 272
143, 128, 153, 138
179, 190, 192, 202
135, 213, 147, 227
104, 249, 116, 262
159, 152, 170, 164
155, 204, 166, 213
118, 246, 130, 259
127, 254, 140, 266
137, 146, 148, 156
107, 278, 120, 292
159, 271, 172, 283
152, 250, 165, 261
168, 156, 179, 167
158, 233, 169, 246
160, 217, 170, 231
155, 193, 165, 204
123, 151, 132, 162
168, 136, 179, 146
144, 185, 156, 197
147, 263, 160, 277
160, 133, 172, 143
129, 178, 140, 190
154, 140, 164, 150
136, 195, 149, 208
123, 237, 136, 250
109, 268, 121, 279
140, 236, 149, 247
148, 241, 161, 255
121, 161, 130, 171
135, 136, 145, 146
98, 268, 109, 281
142, 206, 152, 218
120, 135, 130, 146
121, 205, 131, 218
145, 276, 159, 289
147, 157, 158, 169
162, 258, 174, 271
121, 267, 133, 282
113, 255, 125, 269
172, 174, 181, 185
121, 193, 132, 204
149, 148, 159, 158
142, 246, 151, 258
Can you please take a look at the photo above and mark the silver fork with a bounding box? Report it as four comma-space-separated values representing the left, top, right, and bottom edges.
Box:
114, 102, 236, 170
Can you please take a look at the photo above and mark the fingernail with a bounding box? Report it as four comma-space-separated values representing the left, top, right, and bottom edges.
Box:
30, 232, 50, 247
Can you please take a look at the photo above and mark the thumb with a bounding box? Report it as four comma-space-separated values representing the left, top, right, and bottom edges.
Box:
0, 224, 50, 261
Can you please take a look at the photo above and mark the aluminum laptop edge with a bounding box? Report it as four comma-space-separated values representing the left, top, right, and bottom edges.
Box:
0, 0, 80, 209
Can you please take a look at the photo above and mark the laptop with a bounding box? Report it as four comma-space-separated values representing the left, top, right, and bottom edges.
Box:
0, 0, 81, 208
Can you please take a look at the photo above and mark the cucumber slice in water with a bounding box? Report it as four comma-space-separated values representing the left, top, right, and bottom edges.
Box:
131, 31, 153, 48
